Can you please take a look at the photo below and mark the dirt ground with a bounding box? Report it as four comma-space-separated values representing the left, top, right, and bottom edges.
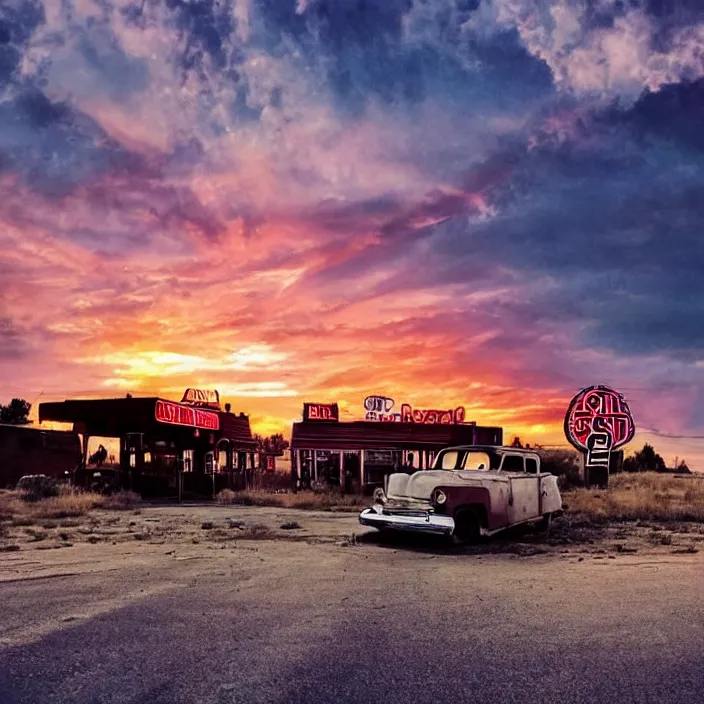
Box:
2, 504, 704, 703
2, 501, 704, 560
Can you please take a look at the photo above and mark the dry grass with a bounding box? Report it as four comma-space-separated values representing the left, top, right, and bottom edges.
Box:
565, 472, 704, 522
99, 491, 142, 510
216, 488, 366, 511
0, 489, 141, 525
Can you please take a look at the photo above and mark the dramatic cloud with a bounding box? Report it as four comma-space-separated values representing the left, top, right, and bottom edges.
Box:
0, 0, 703, 465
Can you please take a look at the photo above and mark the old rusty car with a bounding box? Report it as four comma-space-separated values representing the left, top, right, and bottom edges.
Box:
359, 445, 563, 544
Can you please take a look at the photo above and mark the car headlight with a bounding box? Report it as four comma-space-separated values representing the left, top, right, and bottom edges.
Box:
432, 489, 447, 505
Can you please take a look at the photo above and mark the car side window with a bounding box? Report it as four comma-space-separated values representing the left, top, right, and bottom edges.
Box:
501, 455, 525, 472
525, 458, 538, 474
440, 451, 461, 469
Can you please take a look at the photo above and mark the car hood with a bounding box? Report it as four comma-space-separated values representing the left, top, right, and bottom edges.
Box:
387, 470, 506, 501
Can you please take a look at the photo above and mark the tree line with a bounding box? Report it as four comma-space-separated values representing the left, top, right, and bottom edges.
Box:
622, 443, 690, 474
0, 398, 31, 425
511, 436, 692, 473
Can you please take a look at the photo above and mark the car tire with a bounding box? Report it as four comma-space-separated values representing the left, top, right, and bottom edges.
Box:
536, 513, 552, 532
452, 509, 481, 545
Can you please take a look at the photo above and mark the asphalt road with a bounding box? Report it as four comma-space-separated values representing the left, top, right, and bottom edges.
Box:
1, 523, 703, 704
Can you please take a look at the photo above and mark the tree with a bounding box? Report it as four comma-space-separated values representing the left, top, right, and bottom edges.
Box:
674, 459, 691, 474
0, 398, 31, 425
623, 443, 667, 473
667, 457, 692, 474
253, 433, 290, 456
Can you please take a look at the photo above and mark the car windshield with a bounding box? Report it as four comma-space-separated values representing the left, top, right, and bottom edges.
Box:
434, 450, 496, 471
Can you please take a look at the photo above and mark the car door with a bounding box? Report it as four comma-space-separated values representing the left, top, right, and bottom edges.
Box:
525, 456, 546, 515
504, 454, 541, 524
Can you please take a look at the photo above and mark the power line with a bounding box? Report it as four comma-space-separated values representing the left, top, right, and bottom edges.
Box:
640, 428, 704, 440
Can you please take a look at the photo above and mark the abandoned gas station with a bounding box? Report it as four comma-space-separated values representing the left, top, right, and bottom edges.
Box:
37, 391, 506, 497
290, 398, 503, 492
39, 390, 256, 498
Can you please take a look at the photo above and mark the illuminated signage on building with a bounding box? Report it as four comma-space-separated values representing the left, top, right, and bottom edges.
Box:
364, 396, 467, 424
181, 388, 221, 409
155, 400, 220, 430
400, 403, 466, 425
364, 395, 397, 421
564, 385, 635, 482
303, 403, 340, 422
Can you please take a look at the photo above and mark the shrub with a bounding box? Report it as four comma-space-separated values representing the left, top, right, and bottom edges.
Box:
280, 521, 301, 530
216, 489, 237, 505
99, 491, 141, 510
215, 488, 365, 511
537, 450, 583, 490
30, 492, 101, 518
16, 475, 60, 501
255, 471, 294, 492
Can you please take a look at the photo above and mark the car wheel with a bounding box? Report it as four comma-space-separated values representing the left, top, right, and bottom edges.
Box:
535, 514, 552, 532
452, 509, 481, 545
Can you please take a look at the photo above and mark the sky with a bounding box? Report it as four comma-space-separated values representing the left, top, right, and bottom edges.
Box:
1, 0, 703, 466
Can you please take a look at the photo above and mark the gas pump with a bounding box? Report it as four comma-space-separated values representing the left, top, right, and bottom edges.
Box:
123, 433, 145, 491
205, 450, 216, 498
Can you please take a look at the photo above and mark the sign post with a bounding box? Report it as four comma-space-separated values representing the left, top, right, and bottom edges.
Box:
564, 385, 635, 488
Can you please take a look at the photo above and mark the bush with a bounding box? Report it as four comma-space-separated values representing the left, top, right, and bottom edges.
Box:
33, 492, 102, 518
215, 488, 366, 511
216, 489, 237, 505
100, 491, 141, 510
280, 521, 301, 530
536, 450, 583, 490
622, 444, 667, 473
16, 475, 60, 501
255, 471, 294, 492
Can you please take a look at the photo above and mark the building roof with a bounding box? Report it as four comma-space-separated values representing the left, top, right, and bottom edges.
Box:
291, 421, 502, 451
40, 398, 158, 436
38, 397, 255, 448
219, 411, 256, 448
0, 423, 78, 437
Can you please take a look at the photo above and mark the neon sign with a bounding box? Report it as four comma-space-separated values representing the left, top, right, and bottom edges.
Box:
564, 385, 635, 481
364, 396, 467, 424
400, 403, 466, 425
155, 400, 220, 430
181, 388, 221, 409
364, 395, 399, 421
303, 403, 339, 422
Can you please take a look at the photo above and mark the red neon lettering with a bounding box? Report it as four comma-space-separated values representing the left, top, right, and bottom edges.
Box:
565, 386, 634, 452
396, 403, 467, 425
305, 403, 338, 421
194, 409, 219, 430
156, 400, 219, 430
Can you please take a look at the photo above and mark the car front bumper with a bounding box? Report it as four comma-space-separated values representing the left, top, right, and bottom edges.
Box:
358, 505, 455, 536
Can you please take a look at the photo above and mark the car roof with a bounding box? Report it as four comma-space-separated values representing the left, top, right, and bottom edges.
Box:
440, 445, 541, 458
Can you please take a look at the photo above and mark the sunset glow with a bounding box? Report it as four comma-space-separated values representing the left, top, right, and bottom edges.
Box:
1, 0, 703, 466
